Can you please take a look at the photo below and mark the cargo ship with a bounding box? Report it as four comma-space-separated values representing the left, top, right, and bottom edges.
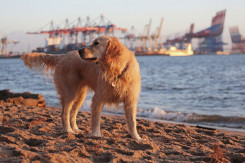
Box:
167, 44, 194, 56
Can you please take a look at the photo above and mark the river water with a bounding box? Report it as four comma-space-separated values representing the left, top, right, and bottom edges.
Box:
1, 54, 245, 131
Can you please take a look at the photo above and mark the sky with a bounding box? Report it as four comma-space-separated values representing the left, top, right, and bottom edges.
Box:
0, 0, 245, 52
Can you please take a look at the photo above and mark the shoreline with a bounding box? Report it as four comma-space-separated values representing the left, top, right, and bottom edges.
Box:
103, 111, 245, 136
89, 108, 245, 135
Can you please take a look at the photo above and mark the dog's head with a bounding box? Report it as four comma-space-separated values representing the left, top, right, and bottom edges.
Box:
78, 36, 123, 63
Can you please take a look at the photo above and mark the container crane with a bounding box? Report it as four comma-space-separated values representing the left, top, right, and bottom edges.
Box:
229, 26, 245, 53
145, 19, 152, 52
140, 19, 152, 52
190, 9, 226, 53
134, 19, 152, 53
152, 17, 164, 52
124, 26, 136, 51
27, 14, 127, 53
165, 23, 194, 49
165, 9, 226, 53
0, 37, 19, 56
1, 37, 9, 56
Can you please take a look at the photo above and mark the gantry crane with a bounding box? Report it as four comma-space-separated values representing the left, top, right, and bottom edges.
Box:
190, 9, 226, 53
27, 14, 127, 53
146, 19, 152, 52
0, 37, 19, 56
152, 17, 164, 52
141, 19, 152, 52
134, 19, 152, 53
165, 23, 194, 49
124, 26, 136, 51
229, 26, 245, 53
1, 37, 9, 56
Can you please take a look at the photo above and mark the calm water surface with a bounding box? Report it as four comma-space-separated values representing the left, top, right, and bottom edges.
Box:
1, 54, 245, 130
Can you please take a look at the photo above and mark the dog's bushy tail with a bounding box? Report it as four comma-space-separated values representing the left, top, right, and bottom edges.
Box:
21, 52, 62, 76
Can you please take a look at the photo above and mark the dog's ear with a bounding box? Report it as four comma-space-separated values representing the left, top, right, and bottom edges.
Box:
105, 37, 122, 61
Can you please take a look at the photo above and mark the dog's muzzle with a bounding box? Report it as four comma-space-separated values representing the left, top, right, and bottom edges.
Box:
78, 48, 98, 62
78, 48, 85, 58
78, 48, 97, 62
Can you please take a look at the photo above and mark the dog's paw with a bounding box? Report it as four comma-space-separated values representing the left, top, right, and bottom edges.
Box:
90, 132, 102, 138
131, 134, 145, 141
74, 129, 82, 134
65, 129, 76, 134
138, 138, 147, 142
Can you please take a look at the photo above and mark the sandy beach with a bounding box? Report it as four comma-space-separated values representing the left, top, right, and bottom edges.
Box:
0, 90, 245, 162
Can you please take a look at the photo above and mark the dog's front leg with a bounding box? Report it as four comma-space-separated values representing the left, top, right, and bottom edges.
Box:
61, 101, 75, 134
124, 102, 142, 141
91, 97, 104, 137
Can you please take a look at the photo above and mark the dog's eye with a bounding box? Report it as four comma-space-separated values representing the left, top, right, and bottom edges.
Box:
94, 41, 99, 46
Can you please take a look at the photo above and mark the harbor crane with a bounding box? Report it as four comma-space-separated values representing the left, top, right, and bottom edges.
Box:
146, 19, 152, 52
165, 23, 194, 49
165, 9, 226, 53
27, 14, 127, 53
1, 37, 9, 56
152, 17, 164, 52
229, 26, 245, 53
0, 37, 19, 56
142, 19, 152, 52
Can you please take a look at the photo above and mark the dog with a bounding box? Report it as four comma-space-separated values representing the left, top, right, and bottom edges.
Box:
21, 36, 142, 140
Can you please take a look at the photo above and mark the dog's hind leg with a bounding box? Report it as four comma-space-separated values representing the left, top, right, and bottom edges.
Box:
123, 101, 142, 141
70, 86, 88, 132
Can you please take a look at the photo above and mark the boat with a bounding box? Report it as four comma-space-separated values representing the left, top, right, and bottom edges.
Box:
0, 55, 21, 59
166, 44, 194, 56
216, 51, 230, 55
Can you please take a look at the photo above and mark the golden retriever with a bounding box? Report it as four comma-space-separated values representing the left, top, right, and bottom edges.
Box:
21, 36, 142, 140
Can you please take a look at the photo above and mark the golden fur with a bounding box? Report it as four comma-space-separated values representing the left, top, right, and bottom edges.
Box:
21, 36, 142, 140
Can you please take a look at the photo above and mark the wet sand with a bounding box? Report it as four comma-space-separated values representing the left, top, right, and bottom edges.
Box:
0, 91, 245, 162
